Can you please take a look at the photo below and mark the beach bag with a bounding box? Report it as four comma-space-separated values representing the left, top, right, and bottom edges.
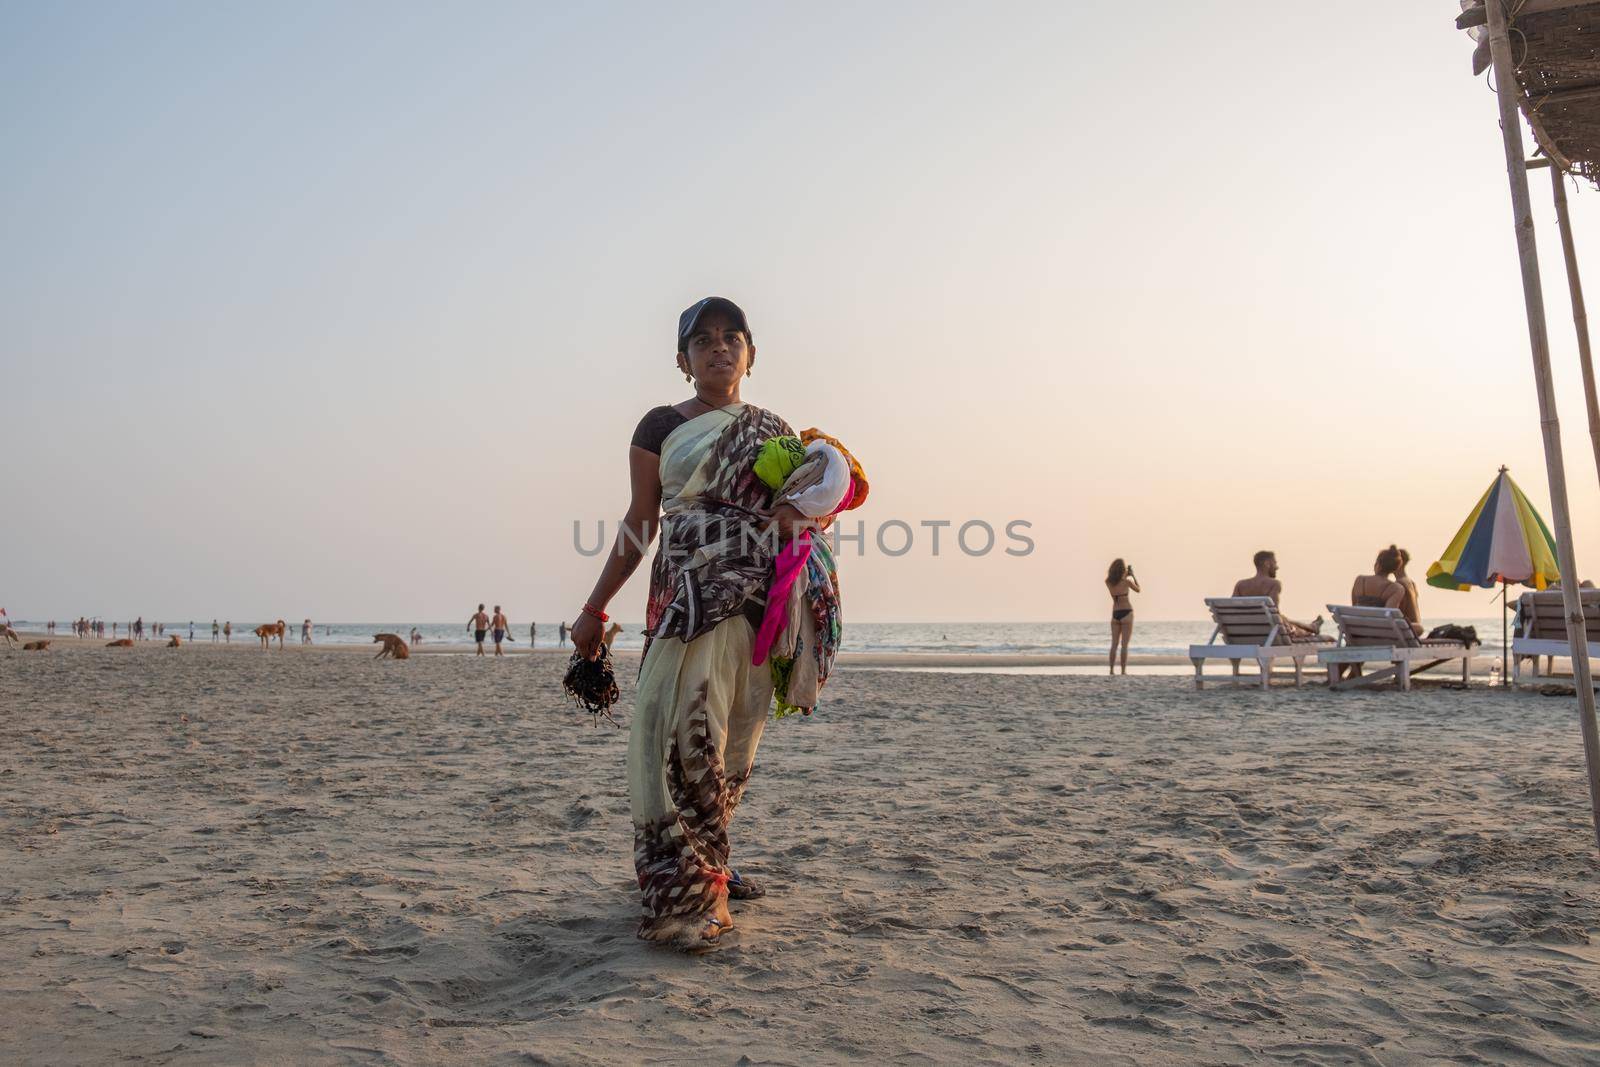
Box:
1427, 624, 1479, 646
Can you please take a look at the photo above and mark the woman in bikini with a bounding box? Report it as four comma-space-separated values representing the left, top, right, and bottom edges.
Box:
1106, 558, 1140, 676
1340, 546, 1418, 681
1351, 545, 1422, 636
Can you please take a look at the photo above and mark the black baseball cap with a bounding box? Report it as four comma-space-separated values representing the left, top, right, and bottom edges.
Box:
677, 296, 750, 350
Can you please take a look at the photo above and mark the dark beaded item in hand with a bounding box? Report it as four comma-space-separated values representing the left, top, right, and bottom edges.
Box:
562, 645, 621, 727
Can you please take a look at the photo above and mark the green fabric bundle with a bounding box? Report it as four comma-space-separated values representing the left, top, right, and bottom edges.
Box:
754, 435, 807, 491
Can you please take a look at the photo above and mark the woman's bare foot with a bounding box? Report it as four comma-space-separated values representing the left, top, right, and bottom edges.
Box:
682, 901, 734, 949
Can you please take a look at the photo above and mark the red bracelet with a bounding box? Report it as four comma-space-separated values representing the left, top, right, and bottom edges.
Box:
581, 603, 609, 623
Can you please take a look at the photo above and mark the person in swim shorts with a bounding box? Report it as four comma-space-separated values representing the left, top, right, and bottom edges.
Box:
468, 603, 490, 656
491, 605, 509, 657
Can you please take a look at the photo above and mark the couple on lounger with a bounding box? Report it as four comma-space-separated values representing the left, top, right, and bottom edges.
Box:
1350, 544, 1424, 637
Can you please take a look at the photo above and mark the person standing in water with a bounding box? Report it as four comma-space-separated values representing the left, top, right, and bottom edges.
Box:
1105, 558, 1140, 676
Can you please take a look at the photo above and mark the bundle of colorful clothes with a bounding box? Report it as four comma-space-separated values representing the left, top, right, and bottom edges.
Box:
752, 428, 868, 717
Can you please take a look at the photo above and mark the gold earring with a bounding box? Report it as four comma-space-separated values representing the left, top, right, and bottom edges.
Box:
746, 367, 753, 377
684, 372, 692, 383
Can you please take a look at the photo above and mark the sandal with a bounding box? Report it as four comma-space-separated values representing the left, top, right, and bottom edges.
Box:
677, 915, 729, 951
727, 869, 766, 900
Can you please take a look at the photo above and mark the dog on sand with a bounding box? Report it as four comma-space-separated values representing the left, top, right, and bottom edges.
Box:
254, 621, 286, 650
107, 638, 134, 648
373, 633, 410, 660
23, 640, 50, 651
167, 635, 182, 648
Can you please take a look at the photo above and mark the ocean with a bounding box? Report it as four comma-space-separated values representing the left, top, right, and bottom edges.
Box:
17, 617, 1514, 660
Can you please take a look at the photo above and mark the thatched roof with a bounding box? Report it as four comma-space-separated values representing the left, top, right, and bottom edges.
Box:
1460, 0, 1600, 184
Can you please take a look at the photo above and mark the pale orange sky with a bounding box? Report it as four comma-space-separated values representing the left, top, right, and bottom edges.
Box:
3, 3, 1598, 625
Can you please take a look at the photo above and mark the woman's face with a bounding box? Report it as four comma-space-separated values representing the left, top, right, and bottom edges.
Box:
678, 309, 753, 389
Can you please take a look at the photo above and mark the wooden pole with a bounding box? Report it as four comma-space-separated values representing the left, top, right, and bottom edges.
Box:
1549, 165, 1600, 493
1503, 578, 1510, 682
1485, 0, 1600, 850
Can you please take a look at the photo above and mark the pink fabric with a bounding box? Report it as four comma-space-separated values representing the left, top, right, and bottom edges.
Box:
829, 481, 856, 516
752, 529, 813, 666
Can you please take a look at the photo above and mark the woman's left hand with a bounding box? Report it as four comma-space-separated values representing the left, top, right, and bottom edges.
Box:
762, 502, 812, 545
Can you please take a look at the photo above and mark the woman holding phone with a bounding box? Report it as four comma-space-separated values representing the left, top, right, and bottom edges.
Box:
1106, 558, 1140, 676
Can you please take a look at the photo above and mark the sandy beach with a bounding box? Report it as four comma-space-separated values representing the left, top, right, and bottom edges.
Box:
1, 640, 1596, 1065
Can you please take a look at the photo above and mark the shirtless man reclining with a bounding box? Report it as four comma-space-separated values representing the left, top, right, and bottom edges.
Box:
1233, 550, 1324, 640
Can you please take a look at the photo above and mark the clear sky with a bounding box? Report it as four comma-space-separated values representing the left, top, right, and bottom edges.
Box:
4, 2, 1599, 626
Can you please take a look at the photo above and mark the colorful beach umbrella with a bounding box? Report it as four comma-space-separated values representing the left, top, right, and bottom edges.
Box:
1427, 466, 1560, 591
1427, 466, 1560, 678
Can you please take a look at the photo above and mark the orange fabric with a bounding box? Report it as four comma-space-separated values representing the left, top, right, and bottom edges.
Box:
799, 428, 868, 510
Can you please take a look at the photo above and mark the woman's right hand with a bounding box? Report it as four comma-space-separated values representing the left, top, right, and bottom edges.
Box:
571, 612, 604, 660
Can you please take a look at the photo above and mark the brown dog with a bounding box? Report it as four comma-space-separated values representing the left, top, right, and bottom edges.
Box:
167, 635, 182, 648
23, 640, 50, 651
107, 638, 134, 648
254, 620, 286, 650
372, 633, 410, 660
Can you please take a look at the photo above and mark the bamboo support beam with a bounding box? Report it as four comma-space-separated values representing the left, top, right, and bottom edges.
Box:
1459, 0, 1598, 29
1485, 0, 1600, 851
1549, 165, 1600, 495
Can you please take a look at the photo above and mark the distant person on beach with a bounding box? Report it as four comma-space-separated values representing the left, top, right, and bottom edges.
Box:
409, 627, 420, 647
302, 619, 312, 645
558, 621, 568, 646
189, 621, 194, 642
1105, 558, 1140, 676
135, 617, 144, 641
529, 621, 537, 647
469, 604, 490, 656
223, 620, 231, 643
1233, 550, 1323, 638
212, 620, 219, 642
491, 605, 509, 656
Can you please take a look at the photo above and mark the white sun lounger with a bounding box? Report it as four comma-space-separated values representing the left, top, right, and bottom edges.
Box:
1511, 590, 1600, 687
1319, 604, 1471, 691
1189, 597, 1331, 690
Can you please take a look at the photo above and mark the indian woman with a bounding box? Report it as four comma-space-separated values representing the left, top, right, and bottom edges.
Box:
571, 296, 811, 950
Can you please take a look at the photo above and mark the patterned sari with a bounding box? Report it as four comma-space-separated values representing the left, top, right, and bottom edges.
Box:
628, 401, 793, 942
